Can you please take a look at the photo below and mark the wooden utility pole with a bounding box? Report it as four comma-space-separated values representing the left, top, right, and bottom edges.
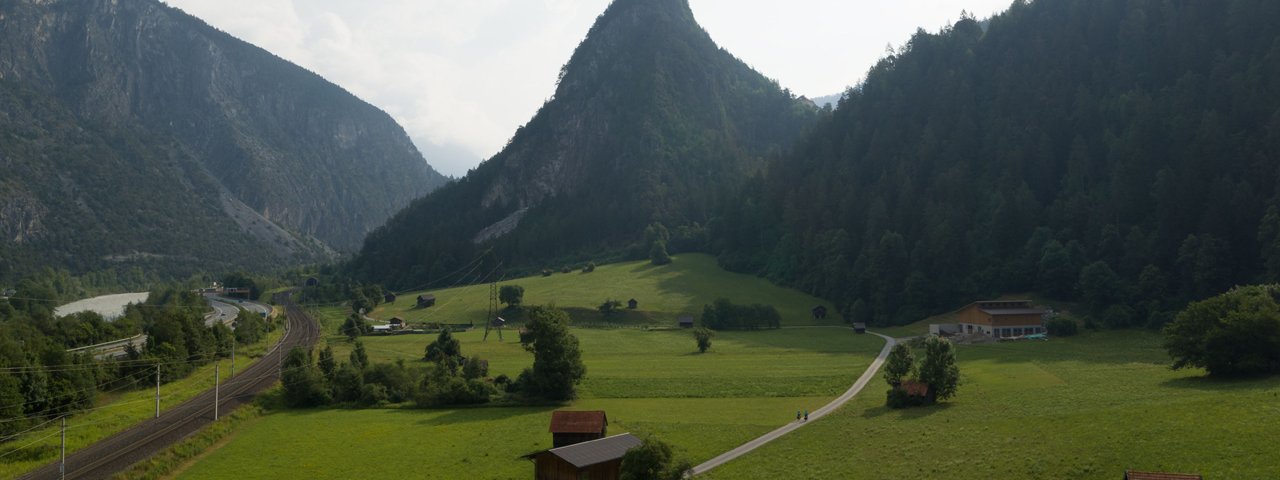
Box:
231, 341, 236, 377
155, 364, 161, 418
214, 362, 220, 421
59, 416, 65, 480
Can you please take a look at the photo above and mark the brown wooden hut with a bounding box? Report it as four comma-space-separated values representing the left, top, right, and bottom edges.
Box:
384, 292, 397, 304
549, 410, 608, 448
811, 305, 828, 320
525, 433, 641, 480
627, 299, 638, 310
417, 294, 436, 308
678, 316, 694, 328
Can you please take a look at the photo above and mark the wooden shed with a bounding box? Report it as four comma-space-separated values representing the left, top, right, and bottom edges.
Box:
678, 316, 694, 328
525, 433, 641, 480
384, 292, 397, 304
417, 294, 437, 308
549, 410, 608, 448
389, 317, 406, 330
627, 299, 638, 310
955, 300, 1047, 338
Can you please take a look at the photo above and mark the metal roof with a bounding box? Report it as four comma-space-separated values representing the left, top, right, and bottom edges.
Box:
548, 433, 641, 468
979, 308, 1048, 316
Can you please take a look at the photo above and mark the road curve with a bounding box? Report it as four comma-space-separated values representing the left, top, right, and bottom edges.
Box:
690, 330, 896, 476
20, 293, 320, 480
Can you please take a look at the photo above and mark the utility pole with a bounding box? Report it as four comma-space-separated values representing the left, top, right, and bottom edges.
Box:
155, 364, 161, 418
214, 362, 220, 421
231, 341, 236, 377
59, 416, 65, 480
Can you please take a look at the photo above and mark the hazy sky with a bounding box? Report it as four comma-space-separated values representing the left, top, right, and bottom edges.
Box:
164, 0, 1012, 176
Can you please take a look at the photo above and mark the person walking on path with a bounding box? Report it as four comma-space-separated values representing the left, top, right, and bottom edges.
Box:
803, 410, 809, 421
796, 410, 801, 422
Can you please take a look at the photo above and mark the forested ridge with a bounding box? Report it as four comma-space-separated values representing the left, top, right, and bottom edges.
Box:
349, 0, 817, 288
714, 0, 1280, 326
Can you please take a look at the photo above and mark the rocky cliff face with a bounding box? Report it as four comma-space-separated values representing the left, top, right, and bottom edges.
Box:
350, 0, 818, 288
0, 0, 447, 279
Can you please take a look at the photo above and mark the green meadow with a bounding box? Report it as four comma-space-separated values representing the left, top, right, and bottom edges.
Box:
703, 331, 1280, 479
171, 256, 884, 479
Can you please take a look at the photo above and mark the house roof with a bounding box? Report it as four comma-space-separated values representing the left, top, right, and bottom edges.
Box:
979, 308, 1049, 316
678, 317, 694, 324
1124, 471, 1203, 480
418, 294, 435, 300
901, 380, 930, 397
389, 317, 405, 323
549, 410, 607, 434
547, 433, 641, 468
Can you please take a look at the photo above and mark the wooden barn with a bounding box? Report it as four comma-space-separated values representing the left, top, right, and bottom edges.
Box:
525, 433, 641, 480
955, 300, 1047, 338
417, 294, 437, 308
678, 316, 694, 328
549, 410, 608, 448
389, 317, 406, 330
627, 299, 638, 310
384, 292, 397, 304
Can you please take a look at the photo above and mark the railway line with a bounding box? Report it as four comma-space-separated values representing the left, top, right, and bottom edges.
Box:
20, 293, 320, 480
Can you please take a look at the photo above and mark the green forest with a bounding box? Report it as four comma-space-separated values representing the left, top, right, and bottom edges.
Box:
714, 0, 1280, 326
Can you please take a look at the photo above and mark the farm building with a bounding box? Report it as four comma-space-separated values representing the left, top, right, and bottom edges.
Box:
384, 292, 397, 303
811, 305, 828, 320
852, 322, 867, 334
389, 317, 406, 330
525, 433, 641, 480
1, 288, 14, 298
678, 316, 694, 328
1123, 470, 1202, 480
549, 410, 608, 448
951, 300, 1048, 338
627, 299, 638, 309
417, 294, 436, 308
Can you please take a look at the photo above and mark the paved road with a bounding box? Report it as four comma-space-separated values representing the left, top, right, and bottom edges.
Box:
689, 330, 897, 476
205, 294, 272, 317
204, 297, 240, 327
21, 294, 320, 480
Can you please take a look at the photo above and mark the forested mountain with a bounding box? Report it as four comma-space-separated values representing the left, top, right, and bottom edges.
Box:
715, 0, 1280, 327
350, 0, 817, 288
0, 0, 447, 282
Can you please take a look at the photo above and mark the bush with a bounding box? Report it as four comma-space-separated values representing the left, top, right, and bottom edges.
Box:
700, 298, 781, 330
693, 327, 714, 353
1044, 316, 1079, 336
1164, 285, 1280, 377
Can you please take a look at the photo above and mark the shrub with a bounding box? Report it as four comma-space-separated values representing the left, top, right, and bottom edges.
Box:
1044, 316, 1079, 336
1165, 285, 1280, 376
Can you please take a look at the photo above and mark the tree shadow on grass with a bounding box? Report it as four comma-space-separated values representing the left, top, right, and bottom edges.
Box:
861, 402, 954, 420
412, 404, 560, 427
1159, 374, 1280, 392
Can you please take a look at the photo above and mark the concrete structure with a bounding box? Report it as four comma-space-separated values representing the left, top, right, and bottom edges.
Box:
953, 300, 1047, 338
549, 410, 608, 448
526, 433, 640, 480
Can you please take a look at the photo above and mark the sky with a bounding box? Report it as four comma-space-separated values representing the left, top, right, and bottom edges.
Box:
164, 0, 1013, 176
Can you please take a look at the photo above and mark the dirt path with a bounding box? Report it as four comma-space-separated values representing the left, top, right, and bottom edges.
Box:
689, 330, 896, 476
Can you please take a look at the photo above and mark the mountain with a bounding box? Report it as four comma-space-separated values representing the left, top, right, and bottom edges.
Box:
0, 0, 447, 281
714, 0, 1280, 327
810, 93, 842, 109
350, 0, 818, 288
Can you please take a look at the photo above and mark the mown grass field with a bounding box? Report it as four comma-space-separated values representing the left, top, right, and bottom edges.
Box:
703, 331, 1280, 479
172, 256, 885, 479
366, 254, 845, 327
0, 315, 284, 478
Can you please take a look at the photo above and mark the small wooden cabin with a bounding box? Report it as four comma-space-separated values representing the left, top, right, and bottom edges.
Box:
852, 322, 867, 334
678, 316, 694, 328
417, 294, 437, 308
549, 410, 608, 448
389, 317, 406, 330
811, 305, 828, 320
384, 292, 397, 304
526, 433, 641, 480
627, 299, 638, 310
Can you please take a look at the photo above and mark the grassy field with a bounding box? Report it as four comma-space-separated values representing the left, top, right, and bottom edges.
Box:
0, 318, 285, 477
703, 330, 1280, 479
365, 254, 844, 327
172, 256, 886, 479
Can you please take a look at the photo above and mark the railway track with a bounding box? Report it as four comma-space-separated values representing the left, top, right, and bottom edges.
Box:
20, 294, 321, 480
